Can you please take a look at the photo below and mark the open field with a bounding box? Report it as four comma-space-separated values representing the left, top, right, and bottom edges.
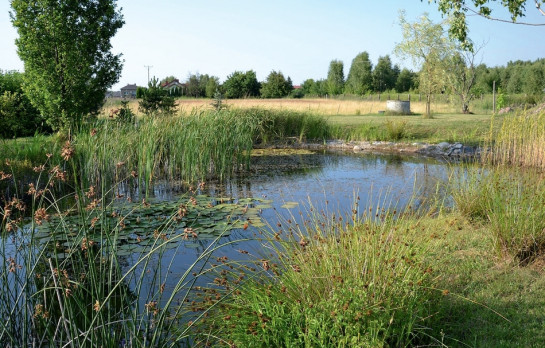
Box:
103, 97, 479, 116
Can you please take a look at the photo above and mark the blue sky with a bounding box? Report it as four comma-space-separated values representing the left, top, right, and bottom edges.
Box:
1, 1, 544, 90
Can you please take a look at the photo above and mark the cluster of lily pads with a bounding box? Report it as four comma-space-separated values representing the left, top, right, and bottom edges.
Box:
33, 195, 278, 257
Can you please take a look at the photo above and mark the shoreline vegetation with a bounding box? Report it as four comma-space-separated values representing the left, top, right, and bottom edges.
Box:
1, 102, 544, 346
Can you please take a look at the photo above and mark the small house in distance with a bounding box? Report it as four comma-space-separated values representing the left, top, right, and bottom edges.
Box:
161, 79, 185, 96
120, 84, 137, 98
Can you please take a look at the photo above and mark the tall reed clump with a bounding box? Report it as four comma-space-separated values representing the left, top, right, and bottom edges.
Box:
240, 107, 330, 144
450, 165, 545, 264
195, 203, 435, 347
485, 107, 545, 169
74, 109, 261, 189
0, 152, 244, 346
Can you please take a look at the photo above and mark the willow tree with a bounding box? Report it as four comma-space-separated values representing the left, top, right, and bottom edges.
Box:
11, 0, 124, 131
395, 12, 453, 118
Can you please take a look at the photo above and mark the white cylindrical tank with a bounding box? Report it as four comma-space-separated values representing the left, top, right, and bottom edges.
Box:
386, 100, 411, 114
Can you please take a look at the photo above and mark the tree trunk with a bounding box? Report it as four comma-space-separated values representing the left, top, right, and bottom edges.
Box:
424, 94, 432, 119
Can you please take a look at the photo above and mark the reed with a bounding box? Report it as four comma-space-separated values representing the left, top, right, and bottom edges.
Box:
0, 154, 245, 346
484, 106, 545, 169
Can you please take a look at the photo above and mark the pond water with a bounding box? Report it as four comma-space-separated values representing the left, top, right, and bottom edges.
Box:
120, 151, 451, 300
5, 151, 452, 314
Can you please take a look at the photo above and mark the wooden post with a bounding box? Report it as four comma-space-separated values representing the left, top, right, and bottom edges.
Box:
492, 80, 496, 114
408, 94, 411, 101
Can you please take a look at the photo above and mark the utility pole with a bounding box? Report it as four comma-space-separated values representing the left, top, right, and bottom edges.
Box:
144, 65, 153, 83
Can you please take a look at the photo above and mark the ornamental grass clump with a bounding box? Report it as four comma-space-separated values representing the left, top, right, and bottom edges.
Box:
196, 203, 436, 347
450, 165, 545, 264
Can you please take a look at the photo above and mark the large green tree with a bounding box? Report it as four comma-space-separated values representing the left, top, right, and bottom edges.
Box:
372, 55, 398, 92
345, 52, 373, 95
260, 71, 293, 98
11, 0, 124, 131
223, 70, 260, 98
327, 60, 345, 96
426, 0, 545, 49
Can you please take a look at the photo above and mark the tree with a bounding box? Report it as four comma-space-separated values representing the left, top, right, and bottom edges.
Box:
327, 60, 344, 96
260, 71, 293, 98
426, 0, 545, 49
205, 76, 221, 98
372, 55, 397, 92
223, 71, 260, 98
395, 68, 417, 92
446, 48, 480, 113
395, 12, 453, 117
345, 52, 373, 95
138, 77, 176, 116
11, 0, 124, 131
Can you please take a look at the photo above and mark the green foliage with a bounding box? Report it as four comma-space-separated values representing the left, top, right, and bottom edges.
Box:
260, 70, 293, 98
10, 0, 124, 131
136, 86, 147, 99
395, 68, 417, 92
205, 76, 220, 98
223, 70, 261, 98
429, 0, 545, 50
345, 51, 373, 95
210, 89, 225, 111
138, 78, 176, 116
372, 55, 398, 92
302, 78, 328, 97
114, 100, 134, 124
450, 166, 545, 264
384, 119, 408, 140
0, 70, 48, 138
395, 11, 453, 117
327, 60, 345, 96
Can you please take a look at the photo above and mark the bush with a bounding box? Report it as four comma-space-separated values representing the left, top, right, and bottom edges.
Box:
0, 70, 49, 138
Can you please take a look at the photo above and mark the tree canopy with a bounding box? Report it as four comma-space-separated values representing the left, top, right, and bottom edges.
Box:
223, 71, 260, 98
426, 0, 545, 49
260, 71, 293, 98
11, 0, 124, 131
327, 60, 344, 96
345, 52, 373, 95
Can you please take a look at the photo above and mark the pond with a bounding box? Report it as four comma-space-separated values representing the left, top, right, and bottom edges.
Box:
5, 150, 452, 320
114, 151, 450, 299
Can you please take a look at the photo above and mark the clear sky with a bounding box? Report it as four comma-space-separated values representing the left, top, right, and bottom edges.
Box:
1, 1, 544, 90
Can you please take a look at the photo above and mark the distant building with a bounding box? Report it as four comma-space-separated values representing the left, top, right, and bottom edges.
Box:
293, 85, 302, 89
161, 79, 186, 96
120, 84, 138, 98
105, 90, 122, 98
